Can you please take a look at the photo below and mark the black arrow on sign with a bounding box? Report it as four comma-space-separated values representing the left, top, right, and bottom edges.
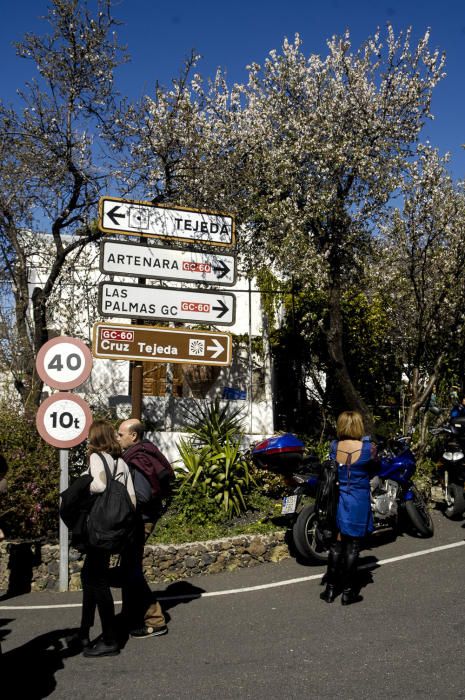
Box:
107, 205, 126, 226
213, 299, 229, 318
213, 260, 231, 279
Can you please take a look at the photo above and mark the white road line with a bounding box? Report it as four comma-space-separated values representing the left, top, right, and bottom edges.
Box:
1, 540, 464, 610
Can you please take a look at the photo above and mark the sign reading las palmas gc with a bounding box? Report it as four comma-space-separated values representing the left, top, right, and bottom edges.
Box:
98, 282, 235, 325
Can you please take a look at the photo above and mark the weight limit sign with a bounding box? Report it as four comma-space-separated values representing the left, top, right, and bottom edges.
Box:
36, 393, 93, 448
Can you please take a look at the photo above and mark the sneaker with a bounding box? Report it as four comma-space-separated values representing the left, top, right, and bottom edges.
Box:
130, 625, 168, 639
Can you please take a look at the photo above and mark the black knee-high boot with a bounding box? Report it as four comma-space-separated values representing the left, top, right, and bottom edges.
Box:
320, 540, 343, 603
341, 537, 362, 605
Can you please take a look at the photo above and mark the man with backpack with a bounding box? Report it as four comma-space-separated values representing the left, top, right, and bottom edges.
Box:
117, 419, 174, 639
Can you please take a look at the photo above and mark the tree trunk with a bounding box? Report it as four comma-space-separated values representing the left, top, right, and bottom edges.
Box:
404, 355, 444, 434
325, 276, 373, 432
11, 255, 38, 408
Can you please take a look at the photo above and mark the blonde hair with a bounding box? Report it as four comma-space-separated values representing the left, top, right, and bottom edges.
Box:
88, 419, 121, 458
336, 411, 365, 440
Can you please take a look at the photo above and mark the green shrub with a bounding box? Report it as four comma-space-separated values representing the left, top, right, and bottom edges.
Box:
174, 398, 257, 519
176, 436, 255, 517
153, 488, 282, 544
0, 405, 60, 540
251, 464, 285, 500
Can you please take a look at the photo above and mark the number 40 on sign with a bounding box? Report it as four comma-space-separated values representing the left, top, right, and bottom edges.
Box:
36, 336, 93, 390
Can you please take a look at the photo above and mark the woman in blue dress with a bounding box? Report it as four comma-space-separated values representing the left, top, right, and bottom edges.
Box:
320, 410, 378, 606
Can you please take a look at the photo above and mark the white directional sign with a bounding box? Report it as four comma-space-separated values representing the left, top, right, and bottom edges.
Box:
100, 239, 236, 286
36, 337, 93, 390
36, 393, 93, 448
98, 282, 236, 325
92, 322, 232, 366
99, 196, 235, 247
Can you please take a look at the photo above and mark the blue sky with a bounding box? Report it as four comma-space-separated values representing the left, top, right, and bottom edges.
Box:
2, 0, 465, 178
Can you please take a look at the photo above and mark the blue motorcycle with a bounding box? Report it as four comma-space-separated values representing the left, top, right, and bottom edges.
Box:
252, 432, 434, 562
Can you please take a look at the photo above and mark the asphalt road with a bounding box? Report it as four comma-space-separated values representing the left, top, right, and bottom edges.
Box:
1, 510, 465, 699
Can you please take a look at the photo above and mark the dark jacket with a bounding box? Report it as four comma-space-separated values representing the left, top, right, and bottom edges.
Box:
59, 474, 95, 551
59, 474, 93, 529
123, 440, 174, 520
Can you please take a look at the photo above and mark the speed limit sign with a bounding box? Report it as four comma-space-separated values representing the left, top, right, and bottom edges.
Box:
36, 336, 93, 390
36, 393, 93, 448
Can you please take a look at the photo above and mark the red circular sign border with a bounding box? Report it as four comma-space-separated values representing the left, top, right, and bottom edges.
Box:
36, 393, 93, 448
36, 337, 93, 390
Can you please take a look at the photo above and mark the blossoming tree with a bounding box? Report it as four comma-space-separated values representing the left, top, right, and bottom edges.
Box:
0, 0, 125, 407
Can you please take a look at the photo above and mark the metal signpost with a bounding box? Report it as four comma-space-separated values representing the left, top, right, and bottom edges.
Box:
98, 281, 236, 325
35, 337, 93, 592
100, 239, 236, 286
98, 196, 235, 247
92, 322, 233, 366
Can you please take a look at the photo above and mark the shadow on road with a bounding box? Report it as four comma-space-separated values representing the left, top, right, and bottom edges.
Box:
0, 541, 43, 601
0, 626, 83, 698
114, 579, 206, 648
155, 580, 206, 611
0, 581, 205, 696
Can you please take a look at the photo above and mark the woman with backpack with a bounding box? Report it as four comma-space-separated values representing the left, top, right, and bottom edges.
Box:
320, 410, 378, 606
76, 419, 136, 658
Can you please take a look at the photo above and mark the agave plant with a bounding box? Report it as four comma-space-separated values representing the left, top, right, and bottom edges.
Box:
181, 398, 246, 449
205, 438, 255, 515
177, 438, 254, 517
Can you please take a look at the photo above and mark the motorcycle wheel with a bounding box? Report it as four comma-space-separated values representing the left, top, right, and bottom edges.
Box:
444, 483, 465, 519
405, 488, 434, 537
292, 504, 329, 562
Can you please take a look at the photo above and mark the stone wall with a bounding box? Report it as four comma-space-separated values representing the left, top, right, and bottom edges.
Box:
0, 532, 290, 593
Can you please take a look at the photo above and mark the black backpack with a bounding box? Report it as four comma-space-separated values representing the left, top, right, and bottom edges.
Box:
314, 458, 339, 533
86, 454, 136, 554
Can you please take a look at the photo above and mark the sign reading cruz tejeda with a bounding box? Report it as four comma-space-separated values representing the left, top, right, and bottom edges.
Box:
98, 196, 235, 247
92, 322, 232, 366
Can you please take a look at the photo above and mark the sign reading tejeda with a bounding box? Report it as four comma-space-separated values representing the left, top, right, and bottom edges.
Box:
98, 196, 235, 247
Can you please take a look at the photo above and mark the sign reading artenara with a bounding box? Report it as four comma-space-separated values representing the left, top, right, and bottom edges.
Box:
98, 196, 235, 247
100, 239, 236, 286
98, 281, 236, 326
92, 322, 233, 366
